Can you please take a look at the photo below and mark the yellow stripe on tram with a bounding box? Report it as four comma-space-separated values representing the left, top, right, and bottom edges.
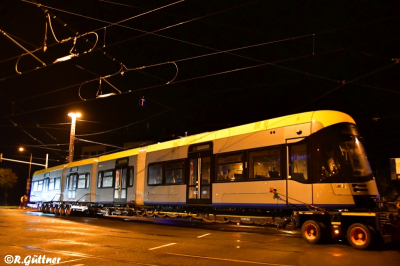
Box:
341, 212, 376, 217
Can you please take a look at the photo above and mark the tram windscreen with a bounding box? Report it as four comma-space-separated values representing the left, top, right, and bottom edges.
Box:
337, 134, 372, 178
311, 123, 373, 183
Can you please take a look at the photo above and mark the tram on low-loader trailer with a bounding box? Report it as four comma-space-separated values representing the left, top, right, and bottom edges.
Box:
29, 110, 400, 249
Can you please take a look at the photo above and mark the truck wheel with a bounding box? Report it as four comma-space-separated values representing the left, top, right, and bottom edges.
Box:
302, 220, 322, 244
347, 223, 371, 250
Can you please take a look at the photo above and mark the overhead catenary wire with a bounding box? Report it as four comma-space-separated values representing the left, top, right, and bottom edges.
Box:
1, 2, 397, 115
1, 1, 396, 163
295, 61, 400, 112
21, 0, 185, 32
7, 32, 322, 105
0, 0, 391, 88
97, 0, 141, 9
75, 110, 170, 137
75, 65, 188, 119
0, 107, 65, 158
0, 0, 186, 80
2, 0, 396, 86
18, 0, 186, 57
74, 137, 125, 149
0, 28, 46, 67
22, 143, 69, 147
2, 1, 392, 67
8, 41, 400, 118
6, 54, 398, 138
1, 25, 397, 103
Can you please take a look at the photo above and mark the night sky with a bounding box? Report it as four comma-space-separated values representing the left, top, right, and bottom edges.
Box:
0, 0, 399, 204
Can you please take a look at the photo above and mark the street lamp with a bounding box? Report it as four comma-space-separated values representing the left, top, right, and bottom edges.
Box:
19, 147, 32, 195
68, 112, 81, 163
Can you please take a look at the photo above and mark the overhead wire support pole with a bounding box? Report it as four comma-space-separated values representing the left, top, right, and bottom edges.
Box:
0, 155, 48, 168
0, 28, 46, 66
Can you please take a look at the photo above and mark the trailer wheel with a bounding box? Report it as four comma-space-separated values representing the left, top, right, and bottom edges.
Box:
302, 220, 322, 244
347, 223, 371, 250
60, 206, 65, 216
65, 206, 71, 216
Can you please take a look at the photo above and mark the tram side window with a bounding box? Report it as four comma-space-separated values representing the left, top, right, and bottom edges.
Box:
37, 180, 43, 191
249, 148, 281, 179
77, 173, 90, 189
289, 143, 308, 182
55, 178, 61, 190
148, 163, 163, 185
216, 153, 243, 182
128, 167, 134, 187
102, 170, 114, 188
166, 160, 184, 184
43, 179, 49, 192
48, 178, 55, 190
32, 181, 38, 192
68, 175, 77, 190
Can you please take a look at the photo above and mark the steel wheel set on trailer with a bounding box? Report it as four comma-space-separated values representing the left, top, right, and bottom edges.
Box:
39, 204, 72, 216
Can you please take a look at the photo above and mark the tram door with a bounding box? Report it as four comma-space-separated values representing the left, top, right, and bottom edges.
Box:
67, 173, 78, 200
286, 138, 312, 207
187, 143, 214, 205
114, 159, 129, 203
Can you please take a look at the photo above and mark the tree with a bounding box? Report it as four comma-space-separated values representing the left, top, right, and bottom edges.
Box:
0, 168, 18, 206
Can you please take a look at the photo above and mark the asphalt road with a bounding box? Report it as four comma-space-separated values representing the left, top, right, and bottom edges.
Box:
0, 209, 399, 266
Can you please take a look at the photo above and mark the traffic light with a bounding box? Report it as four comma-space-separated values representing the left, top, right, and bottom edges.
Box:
0, 153, 2, 162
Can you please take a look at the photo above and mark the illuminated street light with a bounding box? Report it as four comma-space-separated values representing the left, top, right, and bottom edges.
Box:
68, 112, 81, 163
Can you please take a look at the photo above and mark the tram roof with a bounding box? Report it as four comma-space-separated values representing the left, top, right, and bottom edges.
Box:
144, 110, 354, 153
33, 110, 354, 175
33, 158, 97, 176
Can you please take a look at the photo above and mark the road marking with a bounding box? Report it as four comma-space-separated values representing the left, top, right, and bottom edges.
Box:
197, 233, 211, 238
148, 243, 177, 250
56, 259, 85, 265
165, 252, 293, 266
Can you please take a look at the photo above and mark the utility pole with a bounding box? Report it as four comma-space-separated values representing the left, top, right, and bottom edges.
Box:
68, 112, 81, 163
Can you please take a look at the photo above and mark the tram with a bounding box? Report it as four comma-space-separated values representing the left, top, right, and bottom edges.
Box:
30, 110, 379, 214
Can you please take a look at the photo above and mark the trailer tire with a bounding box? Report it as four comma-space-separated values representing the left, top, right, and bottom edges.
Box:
302, 220, 323, 244
55, 206, 61, 215
347, 223, 372, 250
65, 206, 71, 216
